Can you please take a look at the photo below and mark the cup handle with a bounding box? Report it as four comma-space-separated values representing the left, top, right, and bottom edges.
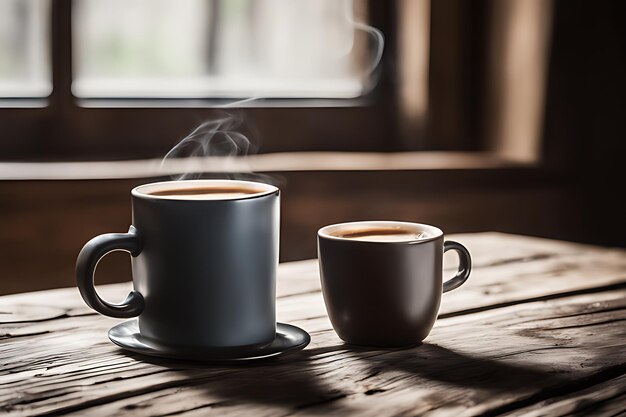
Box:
76, 226, 145, 318
442, 240, 472, 293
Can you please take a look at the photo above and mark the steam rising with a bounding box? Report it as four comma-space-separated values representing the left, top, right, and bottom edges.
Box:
343, 0, 385, 93
160, 2, 384, 181
160, 110, 256, 181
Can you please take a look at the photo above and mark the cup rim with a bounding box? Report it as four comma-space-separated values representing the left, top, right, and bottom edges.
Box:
131, 179, 278, 201
318, 221, 444, 244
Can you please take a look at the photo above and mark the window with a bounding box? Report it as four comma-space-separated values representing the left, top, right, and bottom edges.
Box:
72, 0, 376, 98
0, 0, 554, 164
0, 0, 51, 98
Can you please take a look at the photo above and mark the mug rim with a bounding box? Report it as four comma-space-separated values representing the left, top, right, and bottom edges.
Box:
132, 179, 278, 201
318, 221, 444, 244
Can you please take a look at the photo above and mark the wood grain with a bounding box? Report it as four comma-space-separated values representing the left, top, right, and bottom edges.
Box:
1, 233, 625, 416
503, 373, 626, 417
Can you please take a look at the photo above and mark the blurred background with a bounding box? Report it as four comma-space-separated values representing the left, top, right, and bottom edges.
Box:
0, 0, 624, 295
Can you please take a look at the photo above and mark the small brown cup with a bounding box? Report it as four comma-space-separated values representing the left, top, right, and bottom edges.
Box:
318, 221, 471, 347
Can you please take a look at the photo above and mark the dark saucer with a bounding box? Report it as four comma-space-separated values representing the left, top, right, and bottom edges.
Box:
108, 319, 310, 362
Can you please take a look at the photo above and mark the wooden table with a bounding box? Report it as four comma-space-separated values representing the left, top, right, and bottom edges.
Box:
2, 233, 626, 416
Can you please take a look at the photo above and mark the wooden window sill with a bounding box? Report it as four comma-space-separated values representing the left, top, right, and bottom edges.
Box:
0, 151, 534, 181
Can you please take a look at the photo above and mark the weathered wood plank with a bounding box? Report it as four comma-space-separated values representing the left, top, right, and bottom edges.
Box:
2, 233, 624, 327
2, 289, 626, 416
502, 373, 626, 417
1, 233, 625, 416
1, 234, 622, 351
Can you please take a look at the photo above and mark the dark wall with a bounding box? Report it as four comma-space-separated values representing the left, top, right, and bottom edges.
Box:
542, 0, 626, 247
0, 169, 579, 295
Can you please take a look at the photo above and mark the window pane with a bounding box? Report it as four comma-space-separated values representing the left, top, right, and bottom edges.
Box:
73, 0, 374, 99
0, 0, 51, 98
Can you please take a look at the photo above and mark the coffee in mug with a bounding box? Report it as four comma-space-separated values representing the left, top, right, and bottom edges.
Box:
148, 185, 265, 199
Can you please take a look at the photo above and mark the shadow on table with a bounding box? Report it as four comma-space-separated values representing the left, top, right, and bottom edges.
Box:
319, 342, 572, 393
116, 340, 570, 412
118, 349, 355, 413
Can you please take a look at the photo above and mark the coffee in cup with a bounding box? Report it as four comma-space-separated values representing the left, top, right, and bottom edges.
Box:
328, 226, 426, 242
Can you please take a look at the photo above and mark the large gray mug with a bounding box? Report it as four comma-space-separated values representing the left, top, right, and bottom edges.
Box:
76, 179, 279, 349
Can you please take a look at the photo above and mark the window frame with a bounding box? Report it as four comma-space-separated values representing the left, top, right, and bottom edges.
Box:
0, 0, 407, 161
0, 0, 545, 164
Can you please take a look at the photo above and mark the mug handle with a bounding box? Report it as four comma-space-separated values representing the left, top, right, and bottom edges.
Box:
76, 226, 145, 318
442, 240, 472, 293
